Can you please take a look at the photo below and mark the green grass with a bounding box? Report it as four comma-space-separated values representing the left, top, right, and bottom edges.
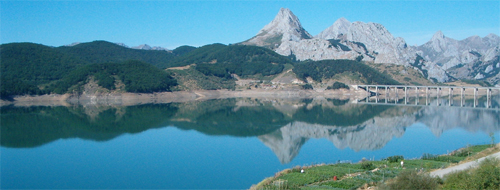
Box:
275, 165, 365, 188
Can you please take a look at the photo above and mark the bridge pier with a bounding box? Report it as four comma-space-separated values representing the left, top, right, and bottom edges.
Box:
415, 87, 419, 105
474, 88, 478, 107
437, 87, 441, 106
461, 88, 465, 107
404, 87, 408, 105
449, 87, 453, 106
385, 86, 388, 103
487, 88, 491, 108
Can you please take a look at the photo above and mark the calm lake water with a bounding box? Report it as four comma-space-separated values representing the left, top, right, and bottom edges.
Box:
2, 97, 500, 189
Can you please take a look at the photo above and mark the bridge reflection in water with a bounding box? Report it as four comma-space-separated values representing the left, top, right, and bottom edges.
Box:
354, 85, 500, 109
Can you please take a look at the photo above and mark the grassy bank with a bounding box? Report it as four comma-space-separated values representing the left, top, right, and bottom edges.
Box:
251, 143, 499, 190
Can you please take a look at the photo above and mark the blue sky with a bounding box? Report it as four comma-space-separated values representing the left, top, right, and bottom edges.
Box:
1, 1, 499, 49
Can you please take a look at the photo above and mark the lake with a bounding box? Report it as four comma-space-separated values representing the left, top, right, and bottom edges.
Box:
2, 96, 499, 189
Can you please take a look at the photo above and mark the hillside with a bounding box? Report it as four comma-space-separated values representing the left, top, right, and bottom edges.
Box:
167, 44, 295, 90
293, 60, 400, 85
47, 60, 177, 94
0, 43, 85, 86
0, 41, 189, 97
1, 40, 434, 97
0, 43, 86, 96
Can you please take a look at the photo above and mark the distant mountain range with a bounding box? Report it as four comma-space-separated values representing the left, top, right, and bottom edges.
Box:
65, 42, 169, 51
241, 8, 500, 85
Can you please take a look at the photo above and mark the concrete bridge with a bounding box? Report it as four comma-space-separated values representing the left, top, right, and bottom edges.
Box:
352, 85, 500, 109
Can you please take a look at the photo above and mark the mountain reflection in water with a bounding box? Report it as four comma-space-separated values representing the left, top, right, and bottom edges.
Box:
2, 97, 499, 164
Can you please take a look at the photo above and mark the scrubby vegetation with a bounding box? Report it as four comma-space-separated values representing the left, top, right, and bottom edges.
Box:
379, 170, 439, 190
441, 157, 500, 190
301, 84, 313, 90
181, 45, 291, 78
460, 79, 493, 87
293, 59, 400, 85
326, 82, 350, 90
253, 144, 498, 190
169, 67, 236, 90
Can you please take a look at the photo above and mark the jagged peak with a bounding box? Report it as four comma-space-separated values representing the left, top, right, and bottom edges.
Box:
431, 31, 445, 41
241, 8, 312, 47
316, 17, 352, 40
277, 8, 294, 19
484, 33, 500, 40
336, 17, 351, 25
257, 8, 311, 40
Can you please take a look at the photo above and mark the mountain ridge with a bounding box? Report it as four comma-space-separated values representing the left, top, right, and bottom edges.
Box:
241, 8, 500, 86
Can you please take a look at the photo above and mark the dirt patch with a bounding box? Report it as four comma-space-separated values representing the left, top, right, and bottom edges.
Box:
166, 65, 193, 70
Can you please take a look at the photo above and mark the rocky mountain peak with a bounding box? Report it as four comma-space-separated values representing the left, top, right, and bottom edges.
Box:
316, 17, 352, 40
431, 30, 445, 41
426, 30, 457, 53
483, 33, 500, 47
241, 8, 312, 48
485, 33, 500, 41
259, 8, 308, 38
133, 44, 152, 50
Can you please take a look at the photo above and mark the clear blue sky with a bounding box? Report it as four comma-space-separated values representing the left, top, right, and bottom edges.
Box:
1, 1, 499, 49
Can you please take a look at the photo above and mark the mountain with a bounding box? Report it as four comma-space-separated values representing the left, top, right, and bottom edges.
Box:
241, 8, 312, 49
241, 9, 421, 75
241, 8, 500, 85
416, 32, 500, 85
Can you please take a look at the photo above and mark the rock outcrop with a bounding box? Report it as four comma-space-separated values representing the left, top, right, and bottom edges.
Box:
132, 44, 168, 51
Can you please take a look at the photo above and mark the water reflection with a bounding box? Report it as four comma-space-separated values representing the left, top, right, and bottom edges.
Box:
2, 97, 499, 164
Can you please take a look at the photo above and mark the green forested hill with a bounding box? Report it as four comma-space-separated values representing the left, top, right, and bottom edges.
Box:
0, 42, 179, 96
168, 43, 228, 66
56, 41, 177, 68
0, 43, 86, 96
1, 43, 85, 86
1, 41, 405, 97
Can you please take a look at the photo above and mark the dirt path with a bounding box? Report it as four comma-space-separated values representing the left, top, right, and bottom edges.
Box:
430, 151, 500, 178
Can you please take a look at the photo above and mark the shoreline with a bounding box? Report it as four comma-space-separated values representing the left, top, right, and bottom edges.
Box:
0, 88, 364, 107
1, 87, 498, 107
